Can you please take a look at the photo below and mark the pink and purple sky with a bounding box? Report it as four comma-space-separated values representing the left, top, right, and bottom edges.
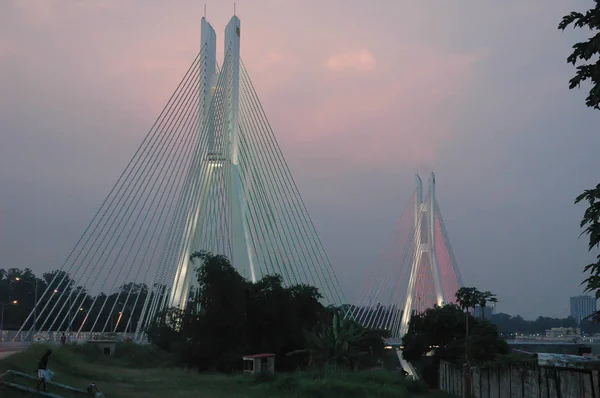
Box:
1, 0, 599, 318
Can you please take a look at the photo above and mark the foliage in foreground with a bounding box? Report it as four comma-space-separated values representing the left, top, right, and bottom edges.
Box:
293, 310, 389, 369
148, 251, 386, 372
0, 344, 447, 398
401, 303, 508, 388
559, 1, 600, 110
489, 312, 580, 335
455, 287, 497, 321
560, 1, 600, 322
0, 267, 151, 334
576, 186, 600, 322
402, 304, 508, 365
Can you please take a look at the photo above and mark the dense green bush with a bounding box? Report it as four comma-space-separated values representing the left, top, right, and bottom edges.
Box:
148, 251, 387, 373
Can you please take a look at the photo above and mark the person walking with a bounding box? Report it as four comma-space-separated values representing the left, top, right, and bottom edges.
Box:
36, 349, 53, 393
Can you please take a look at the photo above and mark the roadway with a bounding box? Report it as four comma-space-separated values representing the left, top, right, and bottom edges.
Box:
0, 344, 28, 360
0, 350, 20, 360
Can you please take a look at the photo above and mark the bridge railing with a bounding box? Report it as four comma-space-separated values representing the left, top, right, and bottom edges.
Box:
0, 330, 148, 345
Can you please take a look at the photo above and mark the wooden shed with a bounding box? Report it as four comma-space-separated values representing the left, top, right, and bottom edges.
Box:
242, 353, 275, 374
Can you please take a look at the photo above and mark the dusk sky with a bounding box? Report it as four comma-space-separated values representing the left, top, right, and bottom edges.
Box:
1, 1, 599, 319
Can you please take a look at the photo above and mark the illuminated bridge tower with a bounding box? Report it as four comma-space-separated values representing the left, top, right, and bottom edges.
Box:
353, 173, 463, 337
168, 16, 255, 309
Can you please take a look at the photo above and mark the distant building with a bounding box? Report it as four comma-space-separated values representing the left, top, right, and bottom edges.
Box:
545, 327, 581, 338
474, 305, 494, 319
570, 295, 597, 325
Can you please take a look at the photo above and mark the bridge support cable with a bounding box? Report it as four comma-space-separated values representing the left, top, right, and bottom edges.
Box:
81, 59, 203, 335
351, 191, 417, 331
245, 62, 345, 304
67, 55, 204, 337
353, 194, 415, 330
14, 50, 205, 340
98, 73, 204, 335
236, 61, 346, 304
435, 200, 463, 294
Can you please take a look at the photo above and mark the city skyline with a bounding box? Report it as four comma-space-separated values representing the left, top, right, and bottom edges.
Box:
1, 1, 600, 319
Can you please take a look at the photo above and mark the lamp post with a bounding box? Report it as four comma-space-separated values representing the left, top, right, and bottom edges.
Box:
117, 301, 133, 336
0, 300, 18, 342
14, 277, 38, 340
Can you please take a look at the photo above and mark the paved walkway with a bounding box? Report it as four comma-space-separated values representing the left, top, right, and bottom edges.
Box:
0, 348, 23, 360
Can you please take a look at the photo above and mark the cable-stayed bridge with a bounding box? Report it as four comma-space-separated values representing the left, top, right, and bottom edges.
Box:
350, 173, 463, 338
349, 173, 463, 377
14, 15, 463, 347
15, 15, 346, 342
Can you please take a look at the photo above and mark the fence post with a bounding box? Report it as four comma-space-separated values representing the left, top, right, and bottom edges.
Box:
555, 369, 562, 398
440, 361, 445, 391
464, 363, 471, 398
480, 367, 483, 398
521, 366, 525, 398
538, 366, 542, 398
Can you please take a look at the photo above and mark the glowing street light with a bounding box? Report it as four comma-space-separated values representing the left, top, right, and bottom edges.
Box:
0, 300, 18, 342
14, 277, 39, 339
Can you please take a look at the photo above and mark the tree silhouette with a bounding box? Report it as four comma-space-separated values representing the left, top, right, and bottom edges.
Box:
558, 2, 600, 109
476, 291, 498, 321
576, 186, 600, 322
560, 2, 600, 322
455, 287, 480, 358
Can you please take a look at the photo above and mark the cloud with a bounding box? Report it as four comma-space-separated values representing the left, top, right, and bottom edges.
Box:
253, 51, 291, 70
14, 0, 58, 22
324, 49, 377, 73
265, 46, 488, 170
13, 0, 126, 24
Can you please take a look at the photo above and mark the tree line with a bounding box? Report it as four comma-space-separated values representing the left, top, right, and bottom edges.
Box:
0, 268, 153, 334
489, 314, 582, 336
4, 265, 594, 339
147, 251, 389, 372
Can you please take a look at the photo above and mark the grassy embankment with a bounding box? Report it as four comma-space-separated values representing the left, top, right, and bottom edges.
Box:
0, 344, 449, 398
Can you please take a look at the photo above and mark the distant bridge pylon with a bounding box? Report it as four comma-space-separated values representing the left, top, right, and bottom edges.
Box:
351, 173, 463, 338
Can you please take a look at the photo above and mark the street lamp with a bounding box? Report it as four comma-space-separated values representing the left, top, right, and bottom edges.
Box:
117, 301, 134, 336
14, 277, 38, 339
0, 300, 18, 342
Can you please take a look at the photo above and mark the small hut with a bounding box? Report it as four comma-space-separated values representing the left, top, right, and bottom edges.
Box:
242, 353, 275, 374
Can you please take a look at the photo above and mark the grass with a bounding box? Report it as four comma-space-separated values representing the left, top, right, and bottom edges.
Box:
0, 344, 450, 397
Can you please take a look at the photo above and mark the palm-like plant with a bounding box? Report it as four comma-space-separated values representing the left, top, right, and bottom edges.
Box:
292, 311, 369, 369
455, 287, 498, 398
477, 291, 498, 321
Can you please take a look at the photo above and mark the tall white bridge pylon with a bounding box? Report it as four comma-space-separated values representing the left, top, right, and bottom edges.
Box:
15, 15, 346, 342
351, 173, 464, 338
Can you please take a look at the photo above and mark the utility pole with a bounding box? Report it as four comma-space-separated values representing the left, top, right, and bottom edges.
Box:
15, 278, 38, 340
0, 300, 18, 342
